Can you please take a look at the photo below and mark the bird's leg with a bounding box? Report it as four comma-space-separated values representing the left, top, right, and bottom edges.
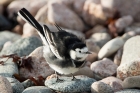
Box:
71, 73, 79, 81
55, 71, 63, 82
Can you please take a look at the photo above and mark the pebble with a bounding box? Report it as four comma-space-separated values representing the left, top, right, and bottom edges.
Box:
90, 32, 111, 48
121, 31, 136, 42
82, 0, 107, 26
115, 15, 133, 33
21, 79, 34, 89
0, 57, 18, 77
0, 76, 13, 93
86, 52, 98, 62
0, 36, 43, 57
122, 75, 140, 89
101, 0, 140, 22
7, 0, 48, 24
91, 81, 114, 93
48, 1, 84, 31
114, 48, 123, 66
73, 66, 94, 78
0, 31, 21, 51
22, 86, 54, 93
85, 25, 107, 38
90, 58, 118, 80
86, 39, 100, 54
7, 77, 24, 93
100, 76, 123, 92
115, 89, 140, 93
121, 36, 140, 65
73, 0, 86, 16
19, 46, 54, 79
22, 23, 39, 38
45, 75, 96, 93
117, 58, 140, 80
98, 37, 124, 59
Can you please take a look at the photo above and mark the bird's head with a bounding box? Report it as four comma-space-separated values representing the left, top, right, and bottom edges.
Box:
69, 43, 91, 61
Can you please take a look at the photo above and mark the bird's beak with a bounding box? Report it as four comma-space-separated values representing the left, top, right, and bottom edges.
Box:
86, 51, 92, 54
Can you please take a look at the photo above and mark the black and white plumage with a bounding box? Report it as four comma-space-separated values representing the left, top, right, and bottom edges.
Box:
18, 8, 91, 76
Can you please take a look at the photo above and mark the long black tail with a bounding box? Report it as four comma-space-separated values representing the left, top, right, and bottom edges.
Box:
18, 8, 47, 37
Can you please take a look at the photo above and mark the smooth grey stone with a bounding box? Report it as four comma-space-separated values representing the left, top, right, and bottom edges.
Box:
45, 75, 96, 93
0, 36, 43, 56
22, 86, 53, 93
7, 77, 24, 93
121, 36, 140, 65
21, 79, 34, 89
115, 89, 140, 93
0, 58, 18, 78
0, 31, 21, 51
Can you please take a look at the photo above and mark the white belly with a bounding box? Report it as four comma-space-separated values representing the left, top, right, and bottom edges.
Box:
49, 64, 79, 75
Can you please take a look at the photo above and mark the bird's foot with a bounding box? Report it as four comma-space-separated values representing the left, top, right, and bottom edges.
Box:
56, 77, 64, 83
71, 74, 80, 81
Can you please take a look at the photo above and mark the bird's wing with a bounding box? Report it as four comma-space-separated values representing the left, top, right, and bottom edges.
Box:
18, 8, 48, 45
43, 25, 64, 59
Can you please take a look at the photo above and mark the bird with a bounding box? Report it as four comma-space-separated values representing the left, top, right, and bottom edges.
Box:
18, 8, 91, 81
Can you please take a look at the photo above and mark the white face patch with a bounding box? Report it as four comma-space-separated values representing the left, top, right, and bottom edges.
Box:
70, 47, 89, 61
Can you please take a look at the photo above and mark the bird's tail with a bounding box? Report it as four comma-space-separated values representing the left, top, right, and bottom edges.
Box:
18, 8, 49, 45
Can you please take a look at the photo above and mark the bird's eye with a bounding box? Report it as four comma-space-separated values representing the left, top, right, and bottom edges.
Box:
79, 51, 81, 53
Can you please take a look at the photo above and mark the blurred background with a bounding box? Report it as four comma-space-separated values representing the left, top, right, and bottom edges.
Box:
0, 0, 139, 54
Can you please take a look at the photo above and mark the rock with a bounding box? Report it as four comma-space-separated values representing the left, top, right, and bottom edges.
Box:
7, 77, 24, 93
2, 41, 12, 50
21, 79, 34, 89
90, 58, 118, 80
82, 0, 107, 26
121, 31, 136, 42
22, 86, 54, 93
73, 0, 86, 16
101, 0, 140, 22
45, 75, 96, 93
7, 0, 48, 24
121, 36, 140, 65
12, 25, 23, 35
117, 58, 140, 80
115, 89, 140, 93
100, 76, 123, 92
48, 1, 84, 31
73, 66, 94, 78
86, 52, 98, 62
122, 75, 140, 89
91, 81, 114, 93
114, 48, 123, 66
90, 32, 111, 48
85, 25, 107, 38
115, 15, 133, 33
125, 22, 140, 33
64, 28, 85, 39
19, 46, 54, 78
0, 36, 43, 57
0, 31, 21, 51
0, 0, 13, 6
0, 76, 13, 93
0, 57, 18, 77
22, 23, 39, 38
86, 39, 100, 54
98, 37, 124, 59
0, 15, 12, 30
34, 4, 49, 23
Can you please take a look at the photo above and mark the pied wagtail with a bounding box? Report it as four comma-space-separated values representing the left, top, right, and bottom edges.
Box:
18, 8, 91, 81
